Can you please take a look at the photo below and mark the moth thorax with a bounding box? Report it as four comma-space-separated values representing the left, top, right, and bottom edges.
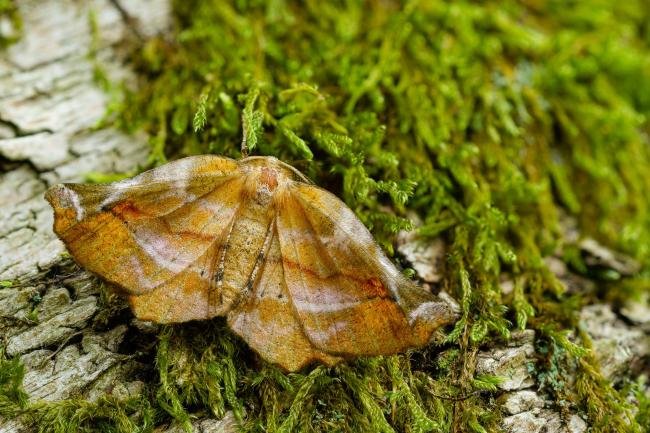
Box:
244, 167, 280, 206
260, 167, 279, 190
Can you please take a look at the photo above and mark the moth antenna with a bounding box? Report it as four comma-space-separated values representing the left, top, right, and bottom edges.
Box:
285, 159, 314, 179
288, 158, 310, 167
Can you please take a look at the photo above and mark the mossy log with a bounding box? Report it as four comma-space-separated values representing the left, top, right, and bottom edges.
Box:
1, 1, 649, 433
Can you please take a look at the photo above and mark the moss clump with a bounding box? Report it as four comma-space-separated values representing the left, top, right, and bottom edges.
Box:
22, 396, 157, 433
0, 350, 28, 419
4, 0, 650, 432
150, 321, 491, 433
0, 0, 21, 48
1, 319, 482, 433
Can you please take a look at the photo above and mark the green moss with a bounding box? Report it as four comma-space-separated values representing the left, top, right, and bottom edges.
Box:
150, 321, 476, 433
0, 0, 21, 48
24, 396, 158, 433
0, 350, 28, 419
6, 0, 650, 431
630, 376, 650, 432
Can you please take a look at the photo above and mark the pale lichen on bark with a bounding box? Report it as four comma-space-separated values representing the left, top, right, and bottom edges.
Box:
0, 1, 168, 431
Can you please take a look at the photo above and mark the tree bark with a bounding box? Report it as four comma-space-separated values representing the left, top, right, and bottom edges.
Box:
0, 1, 168, 431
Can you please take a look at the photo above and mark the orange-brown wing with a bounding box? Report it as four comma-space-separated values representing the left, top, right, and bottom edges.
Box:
46, 155, 244, 322
227, 219, 341, 371
276, 183, 455, 357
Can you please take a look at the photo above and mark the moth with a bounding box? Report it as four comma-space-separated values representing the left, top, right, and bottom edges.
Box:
46, 155, 455, 371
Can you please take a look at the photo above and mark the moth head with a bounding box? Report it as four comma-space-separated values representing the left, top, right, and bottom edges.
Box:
240, 157, 305, 207
240, 156, 311, 183
240, 166, 279, 207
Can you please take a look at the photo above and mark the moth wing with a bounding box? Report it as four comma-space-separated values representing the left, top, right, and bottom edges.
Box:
127, 235, 227, 323
227, 222, 341, 371
46, 155, 244, 322
277, 183, 454, 356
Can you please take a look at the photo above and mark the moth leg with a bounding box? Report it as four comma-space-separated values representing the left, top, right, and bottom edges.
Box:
236, 216, 276, 309
210, 206, 240, 314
